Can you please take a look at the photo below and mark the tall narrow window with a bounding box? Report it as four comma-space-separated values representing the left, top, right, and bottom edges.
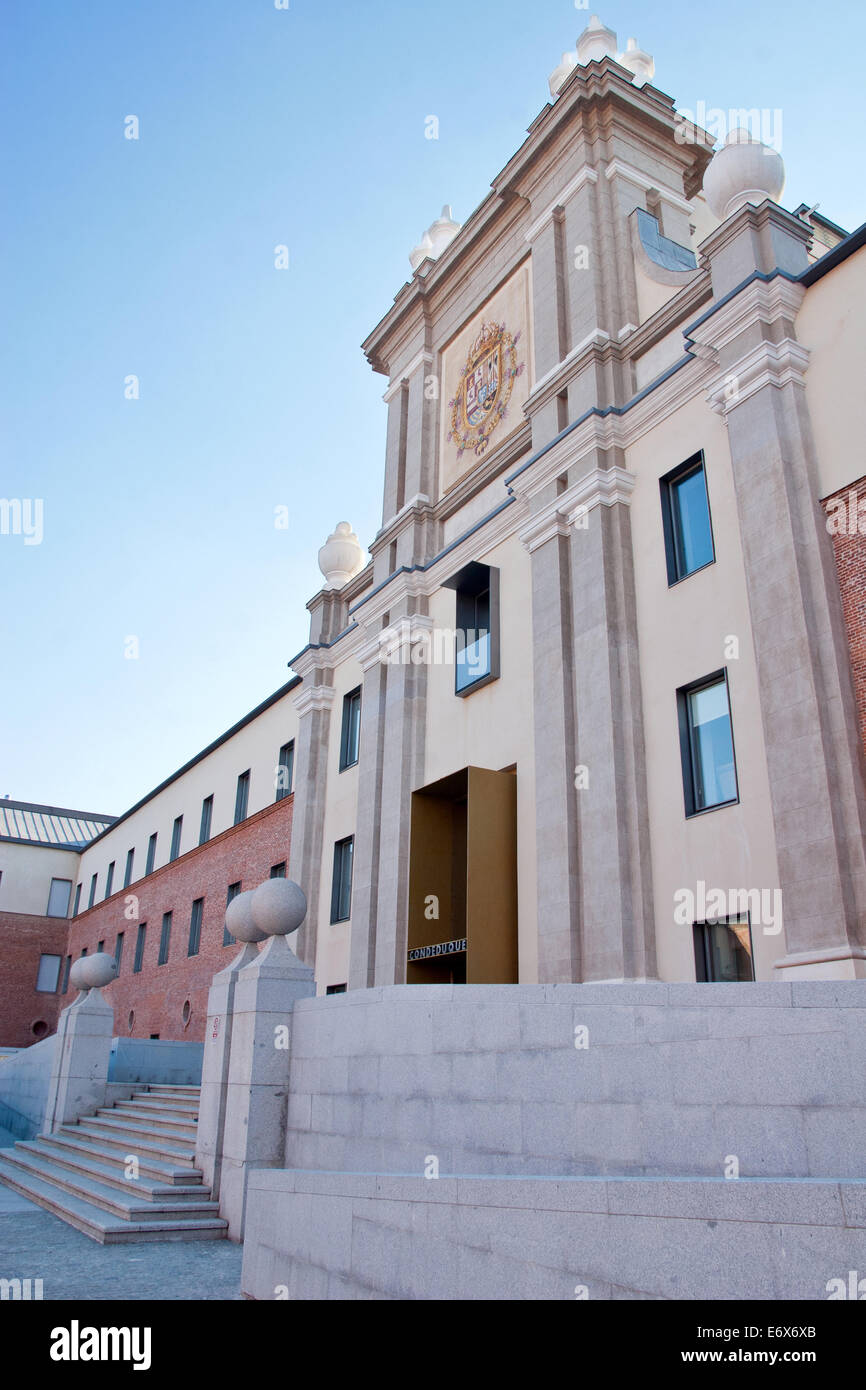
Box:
199, 795, 213, 845
114, 932, 124, 971
46, 878, 72, 918
660, 452, 715, 585
339, 690, 362, 771
170, 816, 183, 862
104, 862, 115, 899
88, 874, 97, 908
234, 771, 250, 825
158, 912, 172, 966
276, 741, 294, 800
330, 836, 354, 923
693, 917, 754, 982
188, 898, 204, 956
224, 882, 241, 946
97, 939, 105, 954
133, 924, 147, 974
36, 954, 61, 992
270, 862, 287, 878
124, 848, 135, 888
145, 833, 157, 875
677, 671, 739, 817
61, 955, 72, 994
72, 883, 82, 916
443, 561, 500, 696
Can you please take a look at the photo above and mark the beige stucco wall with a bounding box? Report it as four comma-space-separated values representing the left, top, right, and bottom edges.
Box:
797, 252, 866, 499
0, 841, 80, 916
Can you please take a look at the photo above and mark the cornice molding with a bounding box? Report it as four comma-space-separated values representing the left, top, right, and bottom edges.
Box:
604, 158, 694, 215
518, 466, 637, 553
705, 337, 811, 419
686, 276, 806, 359
292, 684, 338, 716
382, 351, 434, 404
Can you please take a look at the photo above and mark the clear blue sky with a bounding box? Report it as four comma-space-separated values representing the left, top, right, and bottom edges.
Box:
2, 0, 863, 816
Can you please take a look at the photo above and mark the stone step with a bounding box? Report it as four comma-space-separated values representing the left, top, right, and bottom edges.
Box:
98, 1105, 197, 1138
43, 1131, 203, 1186
72, 1119, 197, 1166
87, 1111, 197, 1146
17, 1138, 207, 1200
143, 1084, 200, 1095
128, 1093, 200, 1116
0, 1154, 227, 1244
0, 1146, 220, 1223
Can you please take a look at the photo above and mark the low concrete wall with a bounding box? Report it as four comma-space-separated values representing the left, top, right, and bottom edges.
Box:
107, 1038, 203, 1086
0, 1033, 57, 1139
241, 981, 866, 1299
242, 1170, 866, 1301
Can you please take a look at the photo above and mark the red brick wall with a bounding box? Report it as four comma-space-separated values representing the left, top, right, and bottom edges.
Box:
64, 795, 293, 1044
825, 478, 866, 758
0, 911, 68, 1047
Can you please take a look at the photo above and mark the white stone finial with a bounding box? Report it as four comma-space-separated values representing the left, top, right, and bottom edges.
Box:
577, 14, 617, 65
408, 206, 462, 272
549, 50, 578, 98
317, 521, 364, 589
409, 230, 434, 271
702, 128, 786, 221
618, 37, 654, 86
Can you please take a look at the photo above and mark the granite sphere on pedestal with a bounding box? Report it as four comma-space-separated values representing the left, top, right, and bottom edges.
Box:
225, 889, 268, 943
250, 877, 307, 937
70, 953, 118, 992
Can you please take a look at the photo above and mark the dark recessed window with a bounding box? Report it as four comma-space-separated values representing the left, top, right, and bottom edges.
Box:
270, 862, 287, 879
72, 883, 82, 916
443, 561, 500, 696
326, 983, 347, 995
199, 795, 213, 845
693, 916, 754, 982
276, 741, 294, 800
114, 932, 124, 971
170, 816, 183, 862
145, 833, 157, 875
124, 848, 135, 888
35, 954, 61, 993
46, 878, 72, 918
224, 882, 241, 945
61, 955, 72, 993
660, 451, 715, 585
330, 836, 354, 923
88, 874, 97, 909
133, 924, 146, 974
104, 862, 115, 900
97, 939, 105, 954
677, 671, 739, 817
339, 690, 362, 771
234, 771, 250, 825
158, 912, 172, 966
188, 898, 204, 956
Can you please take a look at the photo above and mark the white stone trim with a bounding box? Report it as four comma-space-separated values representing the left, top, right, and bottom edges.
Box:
382, 351, 434, 404
706, 338, 811, 418
518, 467, 636, 553
530, 329, 610, 396
604, 159, 694, 215
292, 684, 337, 716
687, 277, 805, 358
518, 511, 572, 554
524, 166, 599, 243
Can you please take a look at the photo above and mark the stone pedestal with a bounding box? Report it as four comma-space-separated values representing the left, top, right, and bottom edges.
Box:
44, 988, 114, 1133
195, 942, 259, 1199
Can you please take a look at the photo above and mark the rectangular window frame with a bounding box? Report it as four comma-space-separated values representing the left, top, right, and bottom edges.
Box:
199, 795, 213, 846
124, 848, 135, 888
330, 836, 354, 924
188, 898, 204, 957
104, 862, 115, 900
114, 932, 124, 972
36, 954, 62, 993
88, 874, 97, 909
158, 912, 172, 966
339, 690, 362, 772
46, 878, 72, 918
224, 882, 241, 946
660, 450, 716, 587
693, 915, 755, 983
133, 923, 147, 974
72, 883, 82, 916
234, 771, 250, 825
442, 561, 500, 698
677, 668, 740, 818
276, 741, 295, 800
170, 816, 183, 862
145, 833, 157, 876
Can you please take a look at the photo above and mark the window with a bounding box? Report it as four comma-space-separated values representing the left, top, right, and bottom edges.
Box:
88, 874, 97, 909
35, 954, 61, 992
339, 689, 362, 771
443, 561, 500, 696
660, 452, 715, 585
72, 883, 82, 916
133, 924, 146, 974
46, 878, 72, 918
330, 836, 354, 923
677, 671, 739, 816
693, 916, 754, 982
114, 933, 124, 970
188, 898, 204, 956
104, 862, 115, 899
199, 795, 213, 845
270, 862, 287, 878
276, 741, 295, 800
224, 882, 241, 945
97, 939, 105, 954
158, 912, 172, 966
234, 771, 250, 825
61, 955, 72, 993
326, 983, 347, 995
124, 848, 135, 888
170, 816, 183, 862
145, 833, 157, 875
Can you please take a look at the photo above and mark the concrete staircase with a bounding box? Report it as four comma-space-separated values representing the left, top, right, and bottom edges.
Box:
0, 1084, 228, 1244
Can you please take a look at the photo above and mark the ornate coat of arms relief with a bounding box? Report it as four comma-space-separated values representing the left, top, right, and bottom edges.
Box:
447, 321, 524, 460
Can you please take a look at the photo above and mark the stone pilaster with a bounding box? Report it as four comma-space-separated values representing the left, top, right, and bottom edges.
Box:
287, 677, 336, 969
44, 988, 114, 1134
195, 941, 259, 1199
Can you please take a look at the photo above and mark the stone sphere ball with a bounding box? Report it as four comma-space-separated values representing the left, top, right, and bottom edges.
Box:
78, 953, 118, 989
251, 877, 307, 937
68, 958, 89, 992
225, 889, 268, 943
